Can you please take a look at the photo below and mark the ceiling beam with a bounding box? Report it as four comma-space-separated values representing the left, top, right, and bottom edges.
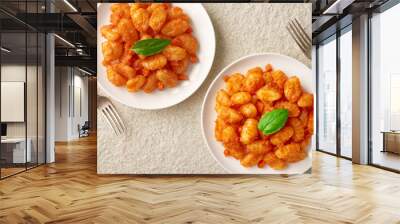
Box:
55, 55, 96, 72
67, 13, 96, 42
323, 0, 356, 15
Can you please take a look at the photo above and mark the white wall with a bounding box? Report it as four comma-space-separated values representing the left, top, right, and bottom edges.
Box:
1, 82, 25, 122
1, 65, 26, 137
1, 64, 46, 164
54, 67, 89, 141
71, 74, 89, 138
1, 65, 38, 138
55, 66, 69, 141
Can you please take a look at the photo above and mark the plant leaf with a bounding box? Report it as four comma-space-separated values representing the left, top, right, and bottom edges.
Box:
258, 109, 289, 135
131, 38, 171, 56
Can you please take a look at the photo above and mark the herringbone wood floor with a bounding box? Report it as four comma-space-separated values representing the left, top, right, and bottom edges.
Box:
0, 135, 400, 224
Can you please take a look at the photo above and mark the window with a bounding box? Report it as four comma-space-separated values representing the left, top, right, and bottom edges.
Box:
317, 36, 337, 154
339, 27, 352, 158
370, 2, 400, 171
0, 0, 47, 179
389, 75, 400, 130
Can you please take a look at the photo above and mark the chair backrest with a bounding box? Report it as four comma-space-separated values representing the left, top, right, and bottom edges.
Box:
82, 121, 90, 129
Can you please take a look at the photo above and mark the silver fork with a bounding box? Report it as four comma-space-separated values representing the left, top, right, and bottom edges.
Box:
287, 18, 312, 59
98, 95, 126, 135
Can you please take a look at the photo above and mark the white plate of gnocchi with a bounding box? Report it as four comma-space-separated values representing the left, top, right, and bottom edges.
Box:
97, 3, 215, 110
201, 53, 315, 174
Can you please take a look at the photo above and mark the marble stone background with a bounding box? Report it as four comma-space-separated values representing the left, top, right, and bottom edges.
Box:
97, 3, 312, 174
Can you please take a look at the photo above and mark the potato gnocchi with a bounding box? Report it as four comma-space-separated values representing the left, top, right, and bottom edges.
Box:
101, 3, 198, 93
214, 64, 314, 170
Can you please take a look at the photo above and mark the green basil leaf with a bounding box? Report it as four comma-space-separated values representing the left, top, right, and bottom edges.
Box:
258, 109, 289, 135
131, 38, 171, 56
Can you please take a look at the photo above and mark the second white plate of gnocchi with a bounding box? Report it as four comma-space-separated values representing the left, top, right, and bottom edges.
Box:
201, 53, 315, 174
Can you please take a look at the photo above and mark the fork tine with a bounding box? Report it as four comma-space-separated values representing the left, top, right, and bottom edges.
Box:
294, 18, 311, 43
287, 21, 311, 59
288, 22, 309, 51
287, 25, 308, 55
101, 108, 120, 135
104, 108, 122, 135
107, 105, 125, 134
108, 104, 126, 132
104, 105, 124, 135
98, 95, 126, 136
290, 20, 311, 51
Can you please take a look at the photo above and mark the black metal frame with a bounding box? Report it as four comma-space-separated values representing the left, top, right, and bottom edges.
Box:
25, 2, 28, 172
336, 27, 341, 158
0, 0, 47, 180
367, 10, 373, 167
367, 0, 400, 173
315, 44, 319, 152
44, 0, 47, 166
0, 16, 2, 179
315, 23, 353, 162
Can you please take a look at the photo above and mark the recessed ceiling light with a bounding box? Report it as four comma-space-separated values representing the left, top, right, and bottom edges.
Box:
323, 0, 355, 15
77, 67, 93, 76
63, 0, 78, 12
54, 34, 75, 48
1, 47, 11, 53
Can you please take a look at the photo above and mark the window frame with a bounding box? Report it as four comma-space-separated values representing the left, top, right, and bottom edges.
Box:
0, 0, 48, 180
367, 0, 400, 173
315, 24, 353, 161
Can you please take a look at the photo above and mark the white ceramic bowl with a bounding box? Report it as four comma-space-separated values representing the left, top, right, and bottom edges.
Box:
97, 3, 215, 110
201, 53, 315, 174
